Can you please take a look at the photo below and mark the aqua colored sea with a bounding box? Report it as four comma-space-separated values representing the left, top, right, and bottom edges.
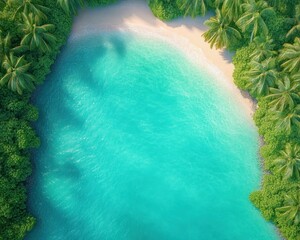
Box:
27, 31, 279, 240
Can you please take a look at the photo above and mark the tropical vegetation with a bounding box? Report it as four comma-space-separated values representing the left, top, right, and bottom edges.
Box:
276, 192, 300, 225
0, 0, 116, 239
202, 8, 241, 49
19, 13, 57, 52
1, 54, 36, 94
1, 0, 300, 239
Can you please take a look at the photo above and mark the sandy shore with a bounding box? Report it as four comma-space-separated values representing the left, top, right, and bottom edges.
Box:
71, 0, 256, 118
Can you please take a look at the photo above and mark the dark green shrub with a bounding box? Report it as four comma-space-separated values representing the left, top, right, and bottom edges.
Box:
148, 0, 183, 20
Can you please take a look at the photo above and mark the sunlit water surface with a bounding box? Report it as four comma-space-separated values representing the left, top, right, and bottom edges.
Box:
27, 32, 279, 240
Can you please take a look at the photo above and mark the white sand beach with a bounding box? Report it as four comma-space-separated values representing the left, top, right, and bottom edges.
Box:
71, 0, 256, 117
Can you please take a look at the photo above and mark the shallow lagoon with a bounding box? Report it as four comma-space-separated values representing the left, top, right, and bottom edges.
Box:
27, 32, 279, 240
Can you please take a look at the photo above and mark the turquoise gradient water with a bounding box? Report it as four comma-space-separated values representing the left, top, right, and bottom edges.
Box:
27, 32, 279, 240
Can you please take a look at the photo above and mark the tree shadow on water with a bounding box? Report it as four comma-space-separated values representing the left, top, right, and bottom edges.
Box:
29, 24, 131, 240
33, 32, 129, 131
73, 33, 128, 93
108, 34, 127, 57
27, 152, 100, 239
26, 187, 98, 240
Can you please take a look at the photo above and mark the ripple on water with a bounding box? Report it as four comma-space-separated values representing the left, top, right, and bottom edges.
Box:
27, 31, 279, 240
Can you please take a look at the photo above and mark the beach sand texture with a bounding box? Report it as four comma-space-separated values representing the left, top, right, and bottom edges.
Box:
71, 0, 255, 117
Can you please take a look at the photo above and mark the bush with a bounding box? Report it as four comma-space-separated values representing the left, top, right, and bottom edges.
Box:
148, 0, 184, 20
232, 44, 255, 90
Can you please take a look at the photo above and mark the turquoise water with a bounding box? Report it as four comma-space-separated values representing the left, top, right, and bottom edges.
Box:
27, 32, 279, 240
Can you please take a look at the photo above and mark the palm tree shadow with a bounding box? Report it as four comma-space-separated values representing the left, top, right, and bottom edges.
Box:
32, 81, 85, 132
109, 34, 127, 57
26, 181, 98, 240
33, 29, 129, 128
68, 33, 128, 92
28, 31, 130, 239
219, 49, 234, 63
27, 151, 97, 239
165, 11, 213, 31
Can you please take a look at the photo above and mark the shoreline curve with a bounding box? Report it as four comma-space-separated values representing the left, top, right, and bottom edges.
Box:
70, 0, 256, 119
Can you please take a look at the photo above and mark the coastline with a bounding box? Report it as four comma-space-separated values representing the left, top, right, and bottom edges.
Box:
71, 0, 256, 119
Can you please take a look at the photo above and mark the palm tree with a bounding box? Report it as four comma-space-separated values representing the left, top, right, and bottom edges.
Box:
266, 75, 300, 111
11, 0, 49, 20
250, 36, 277, 61
286, 4, 300, 39
274, 105, 300, 133
244, 58, 278, 97
292, 72, 300, 82
0, 32, 27, 60
204, 0, 223, 8
57, 0, 84, 15
276, 193, 300, 225
274, 143, 300, 180
177, 0, 206, 17
221, 0, 244, 22
20, 13, 56, 52
0, 53, 35, 94
202, 9, 241, 49
236, 0, 274, 41
0, 0, 6, 8
279, 37, 300, 75
267, 0, 286, 10
0, 32, 12, 60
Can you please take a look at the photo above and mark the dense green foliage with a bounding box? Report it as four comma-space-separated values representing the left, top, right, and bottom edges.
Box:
148, 0, 184, 20
0, 88, 38, 240
202, 8, 241, 49
149, 0, 300, 239
1, 0, 300, 239
0, 0, 115, 239
0, 0, 72, 238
